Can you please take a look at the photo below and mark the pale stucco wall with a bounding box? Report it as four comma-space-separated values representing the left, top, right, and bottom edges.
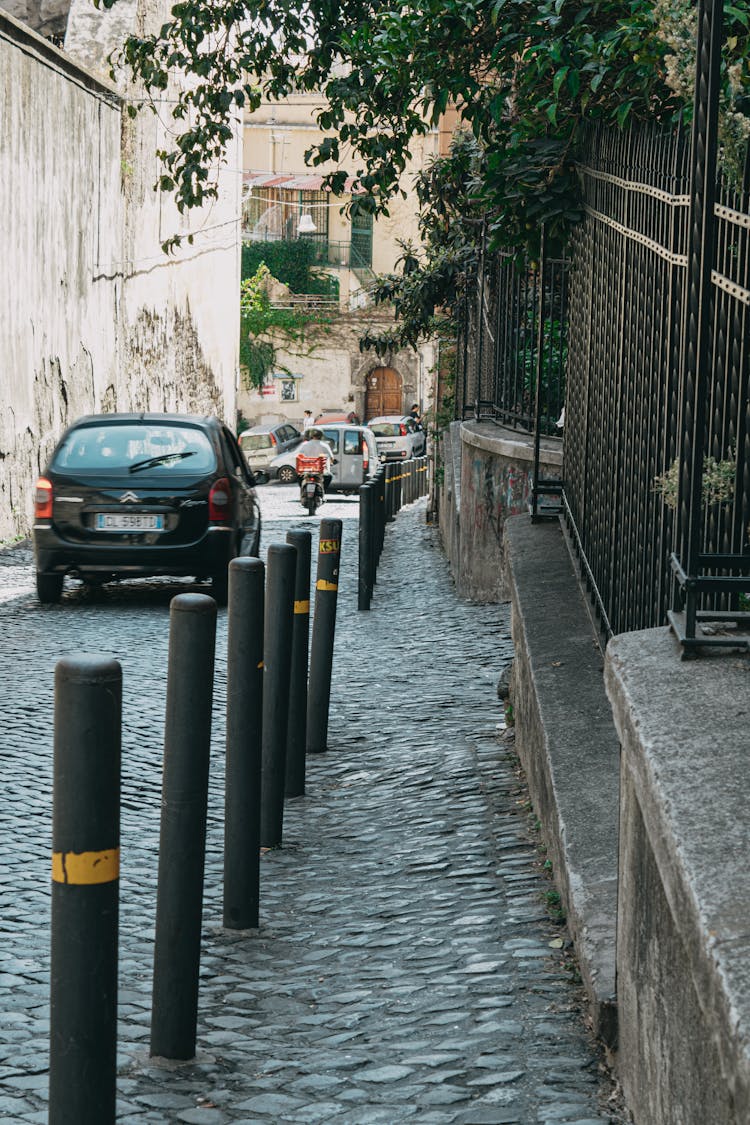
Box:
0, 4, 240, 542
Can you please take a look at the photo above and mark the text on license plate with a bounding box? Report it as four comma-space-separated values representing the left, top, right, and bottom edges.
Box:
96, 513, 164, 531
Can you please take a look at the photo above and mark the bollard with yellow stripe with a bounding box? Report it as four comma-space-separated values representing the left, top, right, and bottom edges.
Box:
286, 529, 313, 797
49, 655, 121, 1125
307, 517, 343, 753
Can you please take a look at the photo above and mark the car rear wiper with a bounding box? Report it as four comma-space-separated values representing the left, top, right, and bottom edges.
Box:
129, 451, 196, 474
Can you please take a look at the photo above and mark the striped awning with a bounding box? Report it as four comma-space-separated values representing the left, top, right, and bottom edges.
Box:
243, 170, 361, 194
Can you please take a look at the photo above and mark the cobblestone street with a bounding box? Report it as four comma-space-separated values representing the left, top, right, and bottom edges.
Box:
0, 485, 620, 1123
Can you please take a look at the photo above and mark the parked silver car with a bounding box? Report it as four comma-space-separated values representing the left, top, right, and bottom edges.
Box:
239, 422, 302, 482
367, 416, 427, 461
269, 424, 381, 492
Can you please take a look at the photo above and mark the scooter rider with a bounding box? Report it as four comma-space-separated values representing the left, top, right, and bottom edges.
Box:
296, 429, 334, 491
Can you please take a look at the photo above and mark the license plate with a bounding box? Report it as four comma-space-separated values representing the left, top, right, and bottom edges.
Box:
96, 513, 164, 531
305, 483, 317, 495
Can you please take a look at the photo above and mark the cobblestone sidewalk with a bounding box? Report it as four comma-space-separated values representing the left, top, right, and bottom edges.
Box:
0, 497, 621, 1123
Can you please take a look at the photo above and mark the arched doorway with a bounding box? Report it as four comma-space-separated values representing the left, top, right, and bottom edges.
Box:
365, 367, 402, 419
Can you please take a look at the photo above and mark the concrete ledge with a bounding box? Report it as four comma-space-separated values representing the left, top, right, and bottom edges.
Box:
605, 628, 750, 1125
460, 420, 563, 468
504, 515, 619, 1046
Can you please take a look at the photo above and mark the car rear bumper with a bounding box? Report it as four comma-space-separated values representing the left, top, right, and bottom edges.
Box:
33, 524, 234, 578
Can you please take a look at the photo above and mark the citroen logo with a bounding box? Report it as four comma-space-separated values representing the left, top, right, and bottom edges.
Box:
119, 491, 140, 504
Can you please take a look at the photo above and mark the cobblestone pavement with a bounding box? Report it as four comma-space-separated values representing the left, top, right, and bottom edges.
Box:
0, 484, 621, 1123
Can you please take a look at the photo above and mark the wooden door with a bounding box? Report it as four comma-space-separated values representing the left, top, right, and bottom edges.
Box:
365, 367, 402, 420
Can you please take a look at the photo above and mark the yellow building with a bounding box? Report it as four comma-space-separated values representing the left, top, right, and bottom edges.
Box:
240, 91, 441, 426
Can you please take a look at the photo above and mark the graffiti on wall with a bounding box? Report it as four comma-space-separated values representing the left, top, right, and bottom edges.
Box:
467, 454, 531, 544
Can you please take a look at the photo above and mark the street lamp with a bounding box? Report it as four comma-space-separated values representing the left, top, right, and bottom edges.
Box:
297, 212, 317, 235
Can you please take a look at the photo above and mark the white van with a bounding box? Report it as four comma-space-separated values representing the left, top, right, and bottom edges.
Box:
269, 424, 381, 492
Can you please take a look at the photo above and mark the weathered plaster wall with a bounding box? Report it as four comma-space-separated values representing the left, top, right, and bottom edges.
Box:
1, 0, 70, 41
0, 5, 240, 542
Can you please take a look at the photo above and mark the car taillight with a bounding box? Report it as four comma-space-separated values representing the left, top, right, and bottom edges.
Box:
399, 423, 407, 436
270, 433, 278, 446
208, 477, 231, 521
34, 477, 54, 519
362, 443, 369, 472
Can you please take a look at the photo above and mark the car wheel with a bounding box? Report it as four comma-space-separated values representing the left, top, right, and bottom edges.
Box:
36, 572, 63, 604
277, 465, 297, 484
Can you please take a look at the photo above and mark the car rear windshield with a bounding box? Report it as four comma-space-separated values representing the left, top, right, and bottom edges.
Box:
370, 423, 401, 437
240, 433, 273, 452
51, 424, 217, 478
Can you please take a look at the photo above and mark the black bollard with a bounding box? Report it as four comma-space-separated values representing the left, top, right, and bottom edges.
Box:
285, 530, 312, 797
386, 462, 396, 522
358, 483, 373, 611
307, 519, 343, 753
151, 593, 217, 1061
260, 543, 297, 847
376, 468, 386, 561
49, 655, 121, 1125
224, 557, 265, 930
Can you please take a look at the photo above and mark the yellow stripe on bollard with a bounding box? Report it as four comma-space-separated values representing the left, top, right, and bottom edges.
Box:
294, 599, 310, 614
319, 539, 341, 554
52, 848, 120, 885
316, 579, 338, 591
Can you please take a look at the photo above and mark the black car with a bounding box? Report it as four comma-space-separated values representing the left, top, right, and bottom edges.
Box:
33, 413, 261, 605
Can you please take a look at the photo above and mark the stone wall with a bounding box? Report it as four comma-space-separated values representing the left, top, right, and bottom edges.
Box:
438, 420, 563, 602
0, 4, 240, 542
606, 629, 750, 1125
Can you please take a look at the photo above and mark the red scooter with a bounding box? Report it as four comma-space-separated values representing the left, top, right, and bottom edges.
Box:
296, 454, 327, 515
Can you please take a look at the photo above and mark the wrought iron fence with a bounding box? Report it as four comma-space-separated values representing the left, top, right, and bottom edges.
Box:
455, 236, 568, 436
454, 98, 749, 648
566, 109, 750, 646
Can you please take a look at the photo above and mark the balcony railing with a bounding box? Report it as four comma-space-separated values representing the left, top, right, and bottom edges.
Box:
241, 234, 376, 278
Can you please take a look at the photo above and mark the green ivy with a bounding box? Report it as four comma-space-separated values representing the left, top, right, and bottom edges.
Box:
241, 241, 338, 297
239, 264, 334, 390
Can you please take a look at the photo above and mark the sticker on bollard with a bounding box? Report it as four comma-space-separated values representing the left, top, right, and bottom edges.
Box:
307, 519, 343, 753
285, 530, 313, 798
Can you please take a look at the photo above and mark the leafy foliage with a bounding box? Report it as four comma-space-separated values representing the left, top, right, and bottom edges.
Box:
653, 453, 738, 511
360, 129, 484, 351
242, 240, 337, 296
108, 0, 749, 242
239, 264, 334, 389
108, 0, 750, 362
